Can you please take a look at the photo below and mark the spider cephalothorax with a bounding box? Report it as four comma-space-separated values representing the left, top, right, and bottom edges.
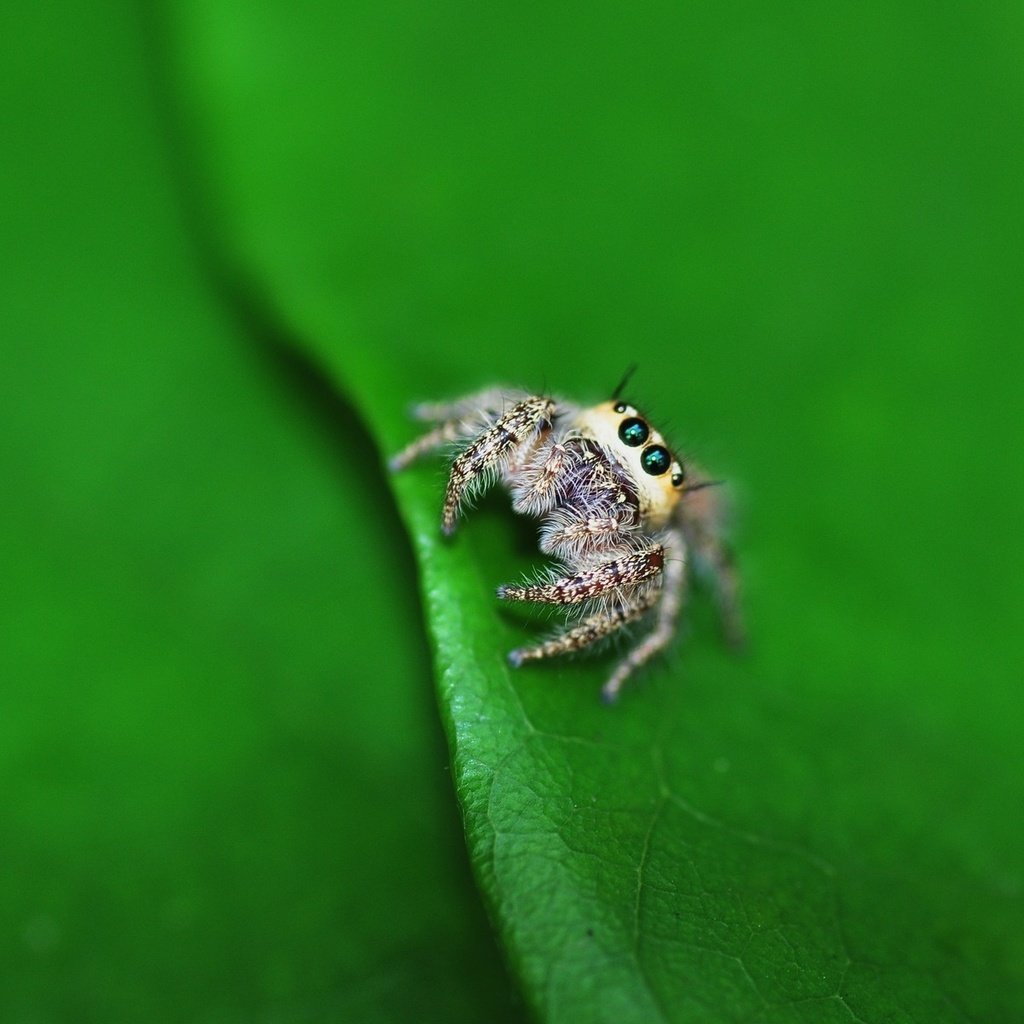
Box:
390, 386, 743, 701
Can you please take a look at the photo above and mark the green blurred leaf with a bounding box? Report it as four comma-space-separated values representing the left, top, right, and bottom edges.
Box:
165, 1, 1024, 1021
1, 4, 519, 1021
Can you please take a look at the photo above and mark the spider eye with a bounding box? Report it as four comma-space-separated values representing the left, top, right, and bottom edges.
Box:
641, 445, 671, 476
613, 402, 627, 414
671, 470, 685, 488
618, 417, 649, 447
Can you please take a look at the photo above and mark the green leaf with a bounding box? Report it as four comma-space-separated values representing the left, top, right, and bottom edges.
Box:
0, 4, 519, 1021
163, 2, 1024, 1021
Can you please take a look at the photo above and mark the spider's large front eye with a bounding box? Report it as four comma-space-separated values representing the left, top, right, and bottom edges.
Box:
641, 445, 671, 476
618, 417, 649, 447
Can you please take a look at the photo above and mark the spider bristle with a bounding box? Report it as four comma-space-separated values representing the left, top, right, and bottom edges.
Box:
685, 479, 726, 494
611, 363, 639, 401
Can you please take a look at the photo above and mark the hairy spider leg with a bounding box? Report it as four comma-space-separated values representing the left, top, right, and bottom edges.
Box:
441, 396, 555, 535
497, 545, 664, 605
680, 492, 746, 649
387, 419, 464, 472
508, 441, 572, 518
539, 510, 637, 558
409, 388, 522, 424
507, 587, 660, 666
602, 528, 687, 703
388, 388, 525, 472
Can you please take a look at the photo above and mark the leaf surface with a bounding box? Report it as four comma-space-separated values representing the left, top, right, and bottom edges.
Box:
0, 4, 519, 1020
163, 2, 1024, 1020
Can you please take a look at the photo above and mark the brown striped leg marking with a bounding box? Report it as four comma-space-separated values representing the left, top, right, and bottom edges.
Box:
497, 545, 664, 606
507, 588, 660, 667
441, 397, 554, 535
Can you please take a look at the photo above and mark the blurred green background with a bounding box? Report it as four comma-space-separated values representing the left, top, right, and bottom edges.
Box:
3, 1, 1022, 1022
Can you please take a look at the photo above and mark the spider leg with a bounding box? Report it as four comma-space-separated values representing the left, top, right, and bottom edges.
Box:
538, 509, 639, 558
507, 588, 659, 666
388, 419, 464, 472
680, 488, 745, 648
440, 396, 555, 535
602, 528, 687, 703
509, 440, 576, 518
700, 540, 744, 649
497, 545, 663, 605
388, 389, 523, 472
409, 388, 519, 424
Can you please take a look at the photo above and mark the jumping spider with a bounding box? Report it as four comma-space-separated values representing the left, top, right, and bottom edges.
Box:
390, 382, 743, 702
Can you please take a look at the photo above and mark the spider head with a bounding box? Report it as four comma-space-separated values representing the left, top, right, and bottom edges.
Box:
574, 400, 687, 528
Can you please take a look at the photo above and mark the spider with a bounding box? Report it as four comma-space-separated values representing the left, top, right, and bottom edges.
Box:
390, 378, 743, 702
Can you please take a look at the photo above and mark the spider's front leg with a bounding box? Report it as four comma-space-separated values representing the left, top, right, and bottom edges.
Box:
388, 388, 521, 472
390, 391, 556, 535
441, 395, 554, 535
